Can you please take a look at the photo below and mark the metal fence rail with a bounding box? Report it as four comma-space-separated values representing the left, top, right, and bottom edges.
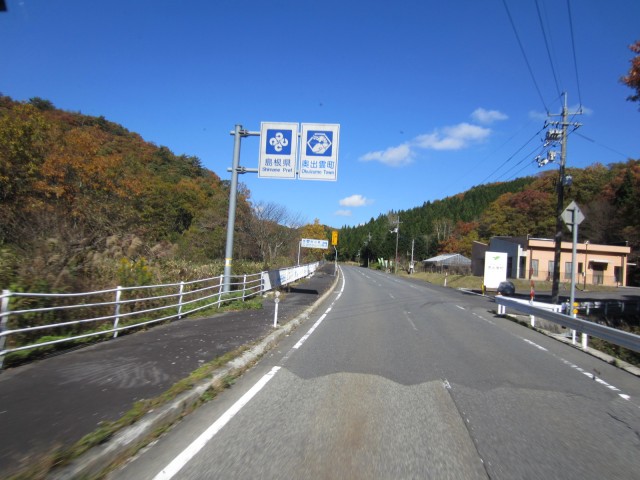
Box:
0, 262, 321, 369
495, 296, 640, 353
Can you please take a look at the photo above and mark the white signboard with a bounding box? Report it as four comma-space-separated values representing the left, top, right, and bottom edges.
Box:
258, 122, 299, 179
299, 123, 340, 181
300, 238, 329, 249
484, 251, 508, 289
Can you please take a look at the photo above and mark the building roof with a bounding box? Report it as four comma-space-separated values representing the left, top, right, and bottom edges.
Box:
423, 253, 471, 265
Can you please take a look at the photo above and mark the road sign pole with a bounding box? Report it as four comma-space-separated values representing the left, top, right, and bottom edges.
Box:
569, 211, 579, 318
562, 201, 585, 318
223, 124, 243, 293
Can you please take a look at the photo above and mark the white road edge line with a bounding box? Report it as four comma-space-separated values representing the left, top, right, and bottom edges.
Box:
469, 307, 634, 403
156, 267, 351, 478
153, 366, 281, 480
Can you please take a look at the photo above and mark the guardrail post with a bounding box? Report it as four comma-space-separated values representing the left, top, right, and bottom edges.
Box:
242, 274, 247, 301
581, 333, 588, 350
217, 275, 223, 309
0, 290, 11, 369
113, 286, 122, 338
178, 281, 185, 319
273, 291, 280, 328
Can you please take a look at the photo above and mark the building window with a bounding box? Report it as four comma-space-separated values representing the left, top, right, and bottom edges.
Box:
547, 261, 554, 281
564, 262, 573, 280
530, 259, 539, 278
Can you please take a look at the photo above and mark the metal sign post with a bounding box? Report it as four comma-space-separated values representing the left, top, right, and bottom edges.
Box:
223, 125, 258, 293
561, 201, 585, 318
223, 122, 339, 292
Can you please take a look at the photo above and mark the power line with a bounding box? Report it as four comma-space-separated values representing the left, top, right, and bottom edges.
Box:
535, 0, 563, 99
501, 0, 550, 114
506, 158, 540, 182
495, 143, 545, 181
477, 127, 545, 185
566, 0, 584, 109
575, 132, 633, 159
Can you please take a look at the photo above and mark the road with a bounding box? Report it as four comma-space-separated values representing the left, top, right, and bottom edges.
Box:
110, 266, 640, 479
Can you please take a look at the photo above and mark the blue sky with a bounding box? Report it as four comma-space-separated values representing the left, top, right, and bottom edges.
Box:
2, 0, 639, 228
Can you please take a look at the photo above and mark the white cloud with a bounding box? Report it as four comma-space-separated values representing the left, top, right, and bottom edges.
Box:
413, 123, 491, 150
335, 209, 352, 217
529, 110, 548, 121
359, 143, 413, 167
471, 108, 508, 124
570, 104, 593, 115
339, 194, 373, 207
359, 115, 493, 168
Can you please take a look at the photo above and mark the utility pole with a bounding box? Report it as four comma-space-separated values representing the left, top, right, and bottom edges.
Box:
544, 93, 581, 304
393, 216, 401, 274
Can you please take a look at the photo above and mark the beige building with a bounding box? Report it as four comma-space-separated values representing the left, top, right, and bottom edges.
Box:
472, 237, 631, 287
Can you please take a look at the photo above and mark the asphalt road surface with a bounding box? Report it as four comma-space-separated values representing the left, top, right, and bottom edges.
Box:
110, 265, 640, 479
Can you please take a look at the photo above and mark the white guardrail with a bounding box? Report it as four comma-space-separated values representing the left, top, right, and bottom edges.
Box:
495, 296, 640, 353
0, 262, 321, 369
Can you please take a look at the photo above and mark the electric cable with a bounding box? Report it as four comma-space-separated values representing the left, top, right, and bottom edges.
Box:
566, 0, 584, 109
496, 143, 547, 181
575, 132, 633, 159
535, 0, 563, 99
501, 0, 550, 114
477, 126, 546, 185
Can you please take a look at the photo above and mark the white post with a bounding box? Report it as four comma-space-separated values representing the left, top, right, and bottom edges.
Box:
273, 291, 280, 328
581, 333, 588, 350
0, 290, 11, 369
571, 329, 577, 345
113, 286, 122, 338
530, 315, 536, 327
242, 274, 247, 301
178, 281, 185, 319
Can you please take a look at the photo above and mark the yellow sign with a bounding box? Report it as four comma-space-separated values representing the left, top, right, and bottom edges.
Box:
331, 230, 338, 246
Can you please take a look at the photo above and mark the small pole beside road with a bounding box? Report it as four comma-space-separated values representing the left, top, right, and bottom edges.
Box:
561, 201, 585, 319
273, 291, 280, 328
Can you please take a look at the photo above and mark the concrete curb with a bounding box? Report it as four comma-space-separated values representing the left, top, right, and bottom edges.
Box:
49, 271, 341, 479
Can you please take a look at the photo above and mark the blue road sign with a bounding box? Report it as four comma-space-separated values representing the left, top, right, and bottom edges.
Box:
259, 122, 299, 179
299, 123, 340, 181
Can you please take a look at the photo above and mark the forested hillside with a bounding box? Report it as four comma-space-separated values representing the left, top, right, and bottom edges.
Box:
1, 95, 638, 292
338, 161, 640, 284
0, 95, 256, 293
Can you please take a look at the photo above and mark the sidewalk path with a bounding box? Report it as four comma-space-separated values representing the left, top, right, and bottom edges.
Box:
0, 264, 338, 477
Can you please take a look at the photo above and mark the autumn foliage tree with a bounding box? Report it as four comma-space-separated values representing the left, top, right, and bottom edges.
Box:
299, 219, 330, 262
0, 95, 248, 291
621, 40, 640, 108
